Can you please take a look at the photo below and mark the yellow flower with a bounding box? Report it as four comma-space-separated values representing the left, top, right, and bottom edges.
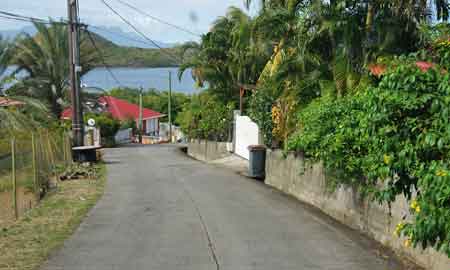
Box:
415, 206, 421, 213
383, 154, 392, 165
394, 222, 404, 236
404, 239, 412, 248
410, 200, 418, 210
436, 170, 448, 177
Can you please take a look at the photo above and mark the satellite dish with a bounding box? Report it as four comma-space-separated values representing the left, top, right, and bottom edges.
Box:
88, 118, 96, 127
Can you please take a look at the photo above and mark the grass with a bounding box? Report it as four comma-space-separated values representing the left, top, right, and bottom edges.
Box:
0, 163, 106, 270
0, 170, 35, 193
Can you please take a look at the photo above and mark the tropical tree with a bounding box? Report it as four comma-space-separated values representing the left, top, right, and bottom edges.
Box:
179, 7, 269, 103
0, 35, 11, 92
0, 35, 50, 133
11, 21, 98, 118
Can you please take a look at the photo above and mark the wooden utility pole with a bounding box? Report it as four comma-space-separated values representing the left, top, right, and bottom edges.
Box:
68, 0, 84, 147
11, 138, 18, 219
168, 71, 172, 143
138, 87, 143, 143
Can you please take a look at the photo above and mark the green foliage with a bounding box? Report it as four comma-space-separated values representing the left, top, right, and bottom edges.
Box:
177, 92, 234, 141
179, 7, 270, 103
120, 118, 138, 134
10, 21, 98, 118
87, 32, 184, 67
108, 87, 190, 125
248, 87, 276, 146
420, 23, 450, 69
289, 60, 450, 255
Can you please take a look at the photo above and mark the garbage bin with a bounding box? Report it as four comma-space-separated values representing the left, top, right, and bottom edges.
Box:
248, 145, 267, 179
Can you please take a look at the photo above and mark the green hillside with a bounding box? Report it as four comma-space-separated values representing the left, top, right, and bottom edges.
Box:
85, 31, 185, 67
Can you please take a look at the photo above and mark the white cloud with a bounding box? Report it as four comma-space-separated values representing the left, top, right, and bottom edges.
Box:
1, 0, 256, 43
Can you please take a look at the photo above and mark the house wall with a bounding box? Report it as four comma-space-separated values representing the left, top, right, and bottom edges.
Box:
145, 118, 159, 135
234, 115, 261, 160
265, 149, 450, 270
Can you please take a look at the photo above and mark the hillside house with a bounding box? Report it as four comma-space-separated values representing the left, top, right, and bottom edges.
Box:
61, 96, 165, 136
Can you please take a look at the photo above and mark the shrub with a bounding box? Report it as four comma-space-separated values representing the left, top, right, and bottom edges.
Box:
289, 60, 450, 255
248, 88, 276, 146
177, 93, 234, 141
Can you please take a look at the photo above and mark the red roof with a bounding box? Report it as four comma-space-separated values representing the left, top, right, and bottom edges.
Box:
61, 96, 164, 121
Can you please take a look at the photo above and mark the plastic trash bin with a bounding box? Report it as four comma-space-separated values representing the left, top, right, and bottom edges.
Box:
248, 145, 267, 179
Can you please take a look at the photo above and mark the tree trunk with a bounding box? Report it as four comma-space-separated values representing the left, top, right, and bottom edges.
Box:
365, 1, 374, 35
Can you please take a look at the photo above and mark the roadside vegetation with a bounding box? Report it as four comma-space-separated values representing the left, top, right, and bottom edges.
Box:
0, 163, 106, 270
178, 0, 450, 257
1, 0, 450, 259
0, 21, 108, 270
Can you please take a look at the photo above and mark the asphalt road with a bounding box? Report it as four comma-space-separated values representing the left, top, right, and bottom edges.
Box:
42, 144, 410, 270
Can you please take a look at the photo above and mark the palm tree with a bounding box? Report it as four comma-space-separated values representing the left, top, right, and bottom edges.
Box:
0, 35, 11, 93
179, 7, 269, 103
11, 21, 98, 118
0, 36, 48, 132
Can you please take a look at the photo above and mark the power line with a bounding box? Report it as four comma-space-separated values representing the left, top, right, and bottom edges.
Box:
0, 10, 169, 51
0, 9, 180, 83
100, 0, 182, 64
0, 10, 77, 26
85, 29, 123, 87
113, 0, 201, 37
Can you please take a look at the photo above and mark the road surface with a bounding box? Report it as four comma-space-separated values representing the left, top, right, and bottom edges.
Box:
42, 145, 412, 270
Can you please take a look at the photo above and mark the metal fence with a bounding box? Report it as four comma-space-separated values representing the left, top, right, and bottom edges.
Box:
0, 130, 72, 222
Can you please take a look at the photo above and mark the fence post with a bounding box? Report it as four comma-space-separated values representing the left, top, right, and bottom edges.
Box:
11, 137, 18, 220
32, 133, 39, 199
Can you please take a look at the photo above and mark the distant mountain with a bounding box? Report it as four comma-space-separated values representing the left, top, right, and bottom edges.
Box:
0, 25, 36, 39
0, 25, 174, 49
85, 31, 182, 67
1, 26, 184, 68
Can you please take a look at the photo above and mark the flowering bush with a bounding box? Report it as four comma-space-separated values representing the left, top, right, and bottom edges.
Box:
289, 60, 450, 256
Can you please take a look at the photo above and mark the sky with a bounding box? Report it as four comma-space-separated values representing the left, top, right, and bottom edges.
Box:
1, 0, 259, 43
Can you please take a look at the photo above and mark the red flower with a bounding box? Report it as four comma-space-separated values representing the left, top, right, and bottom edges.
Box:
368, 64, 387, 77
415, 61, 435, 72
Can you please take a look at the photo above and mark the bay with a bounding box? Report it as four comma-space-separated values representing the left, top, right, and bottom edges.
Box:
81, 67, 199, 94
1, 67, 200, 94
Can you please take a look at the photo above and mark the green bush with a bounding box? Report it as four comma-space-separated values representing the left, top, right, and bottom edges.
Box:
289, 60, 450, 255
248, 88, 276, 147
177, 92, 234, 141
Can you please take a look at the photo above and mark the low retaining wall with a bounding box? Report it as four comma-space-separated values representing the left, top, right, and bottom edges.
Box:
265, 150, 450, 270
187, 139, 230, 162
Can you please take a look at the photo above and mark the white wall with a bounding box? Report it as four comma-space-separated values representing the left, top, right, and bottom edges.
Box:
235, 115, 260, 160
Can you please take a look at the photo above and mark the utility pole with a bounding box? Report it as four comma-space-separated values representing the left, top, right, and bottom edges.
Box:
168, 71, 172, 143
138, 87, 143, 143
68, 0, 84, 147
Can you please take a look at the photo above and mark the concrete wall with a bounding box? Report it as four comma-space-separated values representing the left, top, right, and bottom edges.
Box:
187, 139, 230, 162
235, 115, 261, 160
265, 150, 450, 270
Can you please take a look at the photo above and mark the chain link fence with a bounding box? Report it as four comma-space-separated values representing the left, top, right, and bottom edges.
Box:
0, 130, 72, 223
